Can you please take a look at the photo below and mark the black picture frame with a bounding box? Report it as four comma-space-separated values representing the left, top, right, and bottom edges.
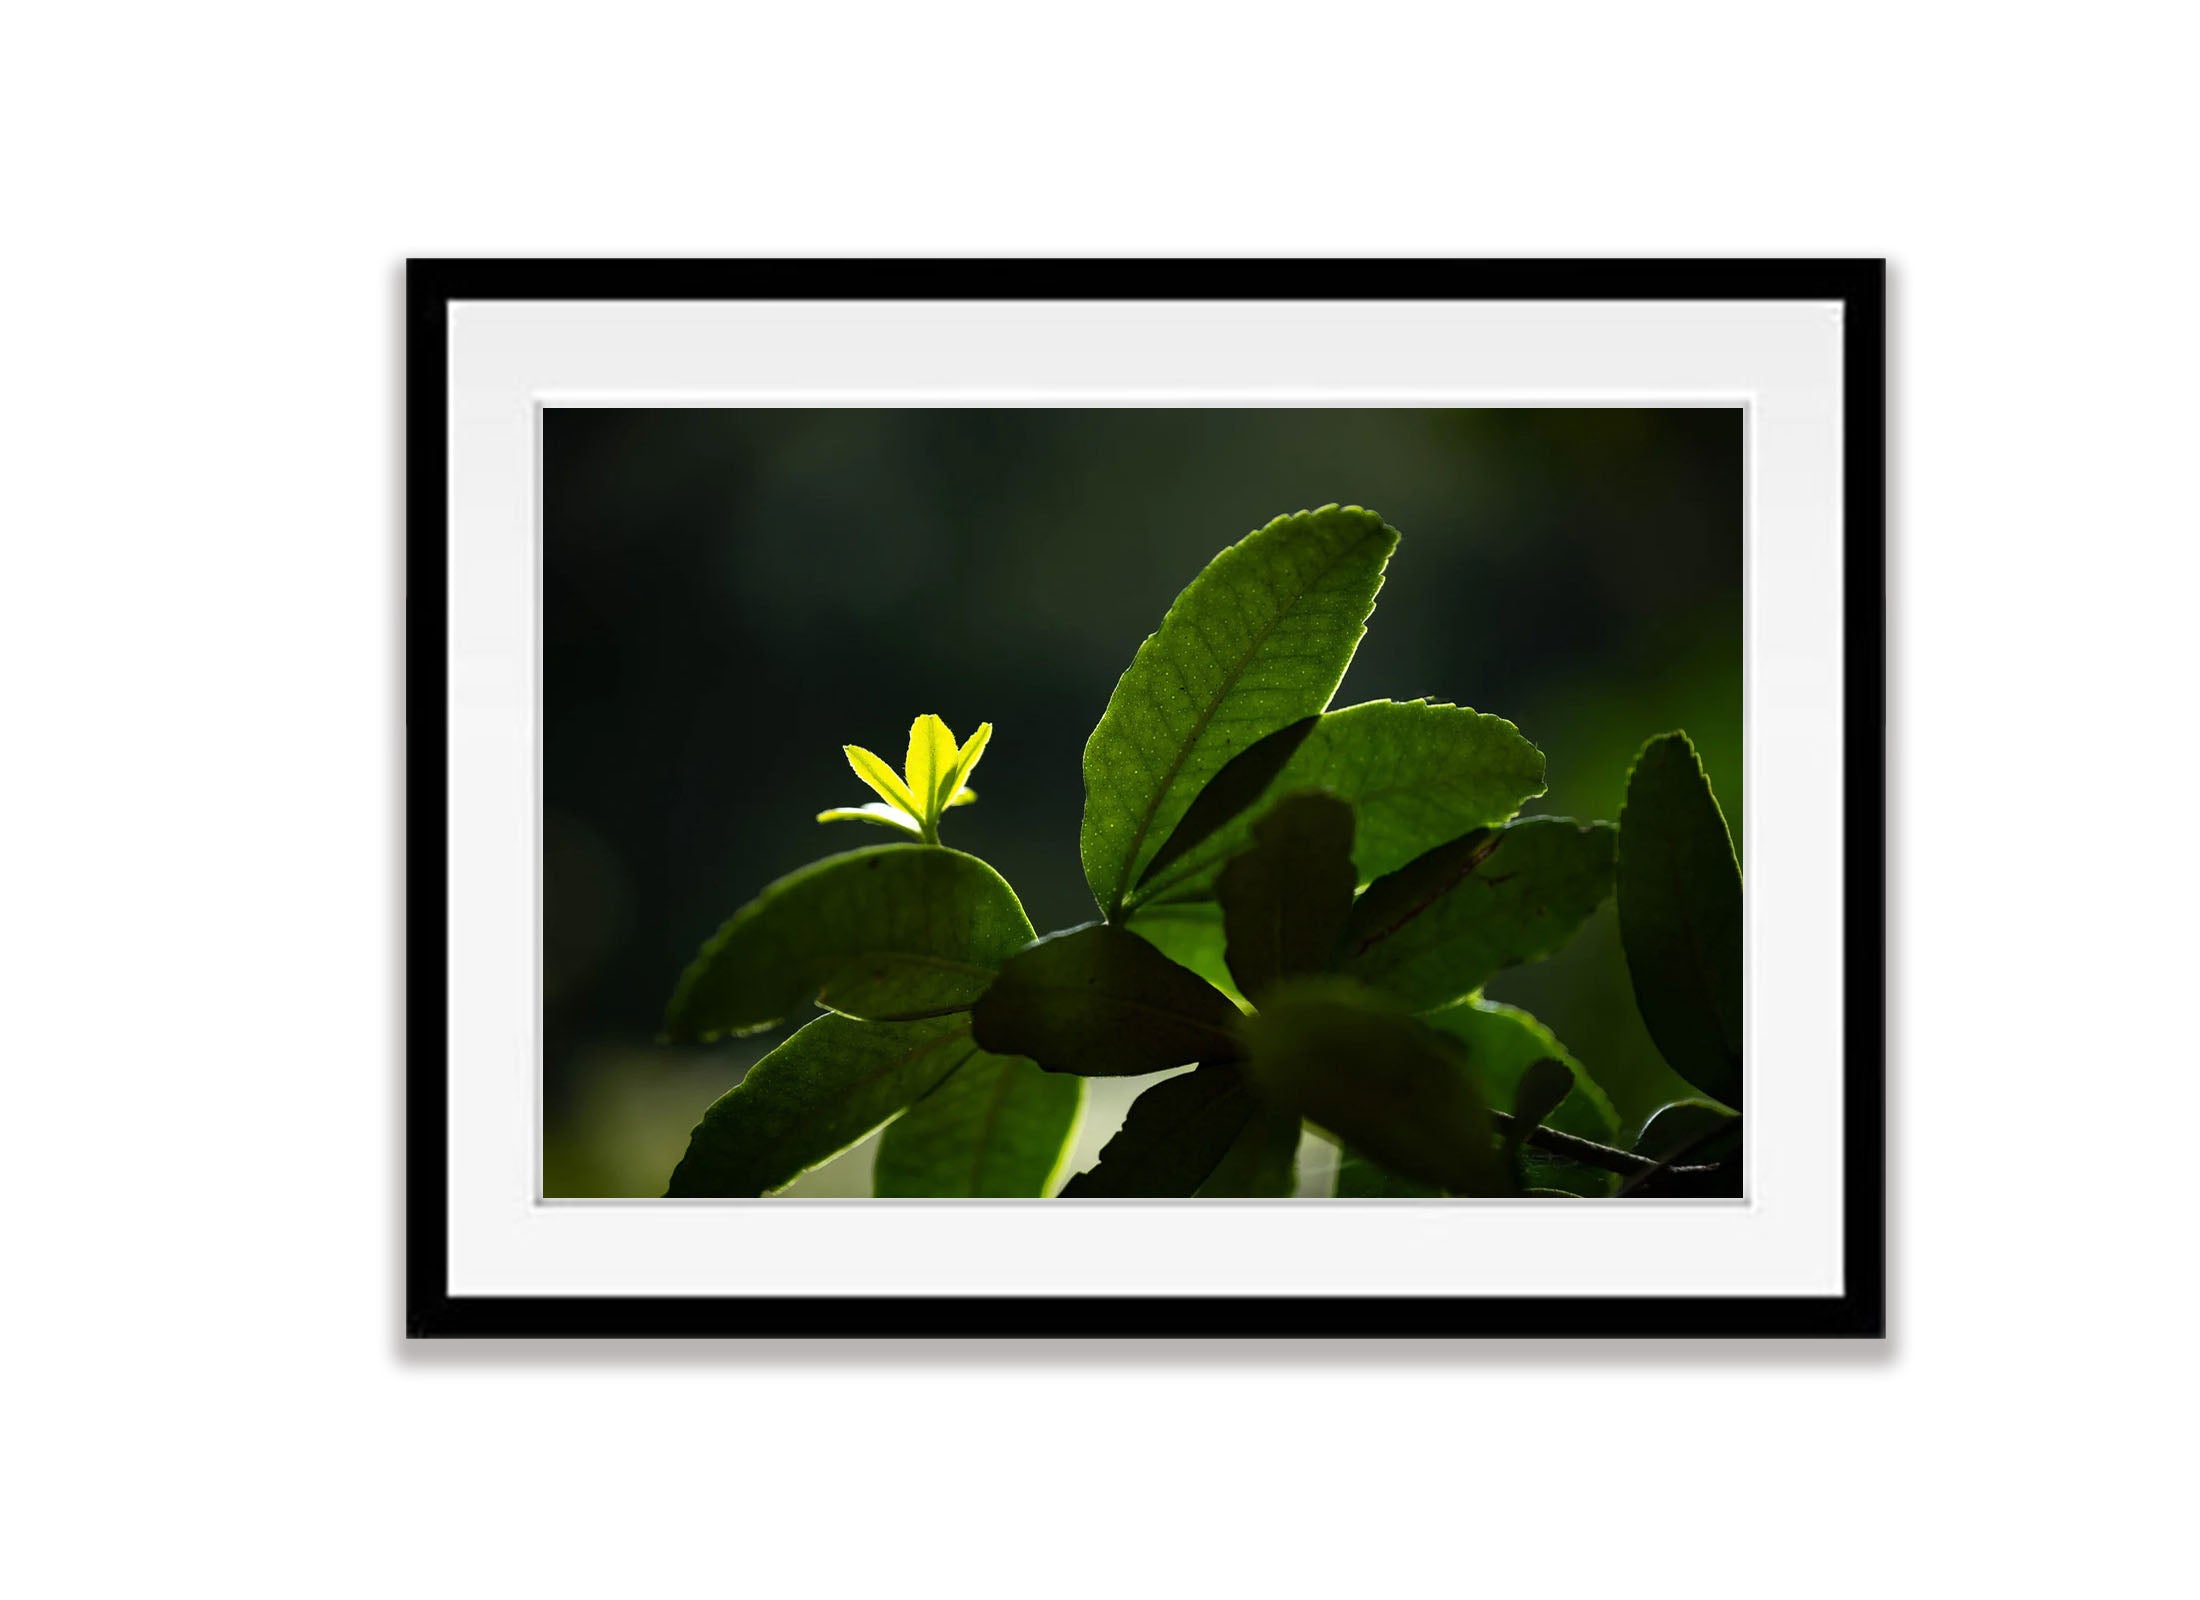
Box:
406, 258, 1886, 1339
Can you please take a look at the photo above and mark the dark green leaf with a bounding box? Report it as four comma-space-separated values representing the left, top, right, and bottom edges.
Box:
1341, 818, 1615, 1012
1420, 999, 1618, 1143
1197, 1108, 1302, 1197
1058, 1066, 1256, 1197
1132, 715, 1318, 893
1237, 977, 1504, 1197
1335, 1146, 1440, 1198
1081, 505, 1398, 918
1618, 731, 1745, 1107
873, 1051, 1084, 1197
1624, 1100, 1743, 1197
971, 923, 1245, 1077
665, 1015, 977, 1196
1633, 1099, 1743, 1166
1216, 791, 1357, 1001
1511, 1057, 1577, 1131
1320, 1012, 1640, 1199
1503, 1057, 1576, 1188
1421, 998, 1620, 1196
663, 845, 1034, 1042
1128, 699, 1546, 910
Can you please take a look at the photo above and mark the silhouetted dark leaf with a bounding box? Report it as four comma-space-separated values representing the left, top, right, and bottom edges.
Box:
1217, 791, 1357, 1001
1618, 731, 1744, 1108
971, 924, 1244, 1076
1196, 1107, 1302, 1197
1503, 1057, 1576, 1187
1058, 1066, 1256, 1197
1238, 978, 1503, 1196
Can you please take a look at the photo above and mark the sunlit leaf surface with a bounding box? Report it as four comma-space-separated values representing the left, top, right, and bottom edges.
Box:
665, 1014, 979, 1196
663, 845, 1034, 1041
1080, 505, 1397, 918
874, 1050, 1083, 1197
904, 713, 960, 819
844, 743, 920, 818
816, 801, 924, 834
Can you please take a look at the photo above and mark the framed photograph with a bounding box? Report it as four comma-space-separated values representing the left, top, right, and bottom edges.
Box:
407, 259, 1884, 1338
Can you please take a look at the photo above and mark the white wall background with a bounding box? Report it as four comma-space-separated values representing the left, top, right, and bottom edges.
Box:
4, 4, 2191, 1596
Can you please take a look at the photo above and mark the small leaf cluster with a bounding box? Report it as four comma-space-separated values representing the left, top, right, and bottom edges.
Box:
659, 505, 1743, 1199
818, 713, 989, 843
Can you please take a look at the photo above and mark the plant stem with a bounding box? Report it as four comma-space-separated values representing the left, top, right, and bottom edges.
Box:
1488, 1111, 1717, 1180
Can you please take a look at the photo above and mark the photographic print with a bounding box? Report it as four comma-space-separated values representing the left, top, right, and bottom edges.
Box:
412, 260, 1881, 1336
544, 407, 1744, 1203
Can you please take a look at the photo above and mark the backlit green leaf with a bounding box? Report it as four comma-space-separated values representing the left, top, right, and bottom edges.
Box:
1341, 818, 1616, 1012
1129, 700, 1546, 910
942, 722, 992, 810
1081, 505, 1398, 918
874, 1050, 1084, 1197
971, 923, 1244, 1076
1618, 731, 1744, 1108
1058, 1065, 1256, 1197
904, 713, 960, 820
665, 1014, 977, 1196
816, 801, 924, 834
1216, 791, 1357, 1001
663, 845, 1034, 1041
1237, 977, 1503, 1197
1420, 998, 1619, 1148
844, 742, 921, 818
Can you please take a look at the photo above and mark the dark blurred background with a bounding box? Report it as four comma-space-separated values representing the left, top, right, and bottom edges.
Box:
544, 408, 1742, 1196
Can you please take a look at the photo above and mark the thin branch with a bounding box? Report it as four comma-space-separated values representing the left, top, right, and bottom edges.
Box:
1487, 1110, 1723, 1181
1613, 1117, 1738, 1197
